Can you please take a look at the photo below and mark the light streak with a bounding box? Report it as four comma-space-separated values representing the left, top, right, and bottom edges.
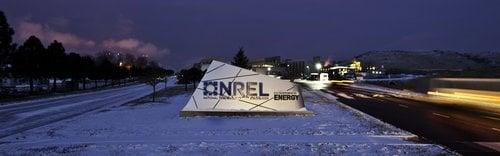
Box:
433, 78, 500, 83
427, 88, 500, 104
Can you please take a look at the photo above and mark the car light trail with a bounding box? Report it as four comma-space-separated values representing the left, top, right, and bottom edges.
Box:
427, 88, 500, 104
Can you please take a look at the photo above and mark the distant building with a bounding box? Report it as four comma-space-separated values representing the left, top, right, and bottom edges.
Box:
313, 56, 322, 64
250, 56, 307, 79
327, 60, 365, 80
304, 56, 326, 79
265, 56, 281, 66
329, 66, 356, 80
309, 56, 325, 74
284, 60, 306, 79
251, 64, 274, 75
364, 65, 385, 78
250, 56, 282, 75
250, 56, 281, 66
193, 57, 226, 71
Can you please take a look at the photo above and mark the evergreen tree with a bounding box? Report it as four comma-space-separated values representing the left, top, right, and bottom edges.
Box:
0, 10, 15, 76
231, 46, 250, 69
80, 56, 95, 90
187, 67, 203, 89
46, 40, 66, 92
96, 56, 114, 86
12, 36, 45, 94
66, 53, 82, 90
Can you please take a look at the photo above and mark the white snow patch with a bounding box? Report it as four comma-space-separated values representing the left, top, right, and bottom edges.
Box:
336, 93, 354, 99
15, 99, 99, 118
353, 93, 372, 99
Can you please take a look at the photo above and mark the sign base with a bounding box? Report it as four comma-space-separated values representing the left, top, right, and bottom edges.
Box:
180, 110, 314, 117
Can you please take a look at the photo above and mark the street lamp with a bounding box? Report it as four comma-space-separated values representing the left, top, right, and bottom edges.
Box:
315, 63, 322, 70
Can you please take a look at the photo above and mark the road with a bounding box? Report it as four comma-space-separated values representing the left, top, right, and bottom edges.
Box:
325, 83, 500, 155
0, 82, 168, 139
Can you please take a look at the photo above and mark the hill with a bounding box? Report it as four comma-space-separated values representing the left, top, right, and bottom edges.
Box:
354, 50, 499, 72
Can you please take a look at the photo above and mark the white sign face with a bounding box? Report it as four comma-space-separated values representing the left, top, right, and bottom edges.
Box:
180, 61, 311, 116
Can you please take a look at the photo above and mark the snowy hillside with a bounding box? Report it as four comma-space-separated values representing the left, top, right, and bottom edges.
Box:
355, 50, 498, 71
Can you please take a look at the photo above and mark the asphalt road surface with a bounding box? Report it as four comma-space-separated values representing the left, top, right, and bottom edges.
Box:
0, 83, 167, 139
325, 83, 500, 155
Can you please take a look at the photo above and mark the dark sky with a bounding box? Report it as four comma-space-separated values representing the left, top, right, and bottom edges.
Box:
1, 0, 499, 69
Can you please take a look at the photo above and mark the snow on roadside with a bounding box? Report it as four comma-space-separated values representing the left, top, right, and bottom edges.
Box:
15, 98, 102, 118
0, 87, 454, 155
360, 74, 423, 82
0, 83, 141, 107
350, 83, 427, 98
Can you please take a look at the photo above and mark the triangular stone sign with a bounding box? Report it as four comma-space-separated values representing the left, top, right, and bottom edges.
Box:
180, 60, 312, 116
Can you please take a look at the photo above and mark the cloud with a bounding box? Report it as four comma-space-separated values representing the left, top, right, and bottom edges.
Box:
102, 38, 170, 59
15, 20, 171, 67
103, 38, 140, 50
16, 21, 170, 61
16, 21, 96, 50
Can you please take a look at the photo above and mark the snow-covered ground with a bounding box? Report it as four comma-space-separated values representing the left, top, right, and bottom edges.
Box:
0, 85, 453, 155
0, 78, 177, 139
350, 83, 428, 98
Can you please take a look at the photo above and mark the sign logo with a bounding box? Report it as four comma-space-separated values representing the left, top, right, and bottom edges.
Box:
203, 81, 269, 96
202, 81, 298, 101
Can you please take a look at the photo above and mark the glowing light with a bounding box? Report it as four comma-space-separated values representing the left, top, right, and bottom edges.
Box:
433, 78, 500, 83
330, 80, 355, 83
315, 63, 322, 70
296, 79, 329, 90
427, 88, 500, 104
350, 60, 362, 71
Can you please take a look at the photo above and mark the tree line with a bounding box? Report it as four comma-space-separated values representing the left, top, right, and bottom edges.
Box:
0, 11, 173, 96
